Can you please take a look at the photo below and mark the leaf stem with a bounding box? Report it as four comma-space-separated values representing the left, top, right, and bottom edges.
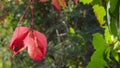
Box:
31, 0, 34, 29
18, 0, 32, 26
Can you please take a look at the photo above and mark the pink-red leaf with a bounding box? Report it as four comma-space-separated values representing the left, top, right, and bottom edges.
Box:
52, 0, 61, 11
9, 27, 29, 56
24, 30, 47, 61
74, 0, 78, 4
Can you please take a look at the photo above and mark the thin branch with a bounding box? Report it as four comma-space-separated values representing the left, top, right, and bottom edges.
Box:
56, 29, 61, 42
18, 0, 32, 26
31, 0, 35, 29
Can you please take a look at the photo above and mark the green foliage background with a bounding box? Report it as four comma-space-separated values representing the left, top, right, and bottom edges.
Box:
0, 0, 120, 68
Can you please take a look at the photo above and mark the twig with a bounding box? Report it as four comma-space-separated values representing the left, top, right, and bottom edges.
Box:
18, 0, 32, 26
56, 29, 61, 42
31, 0, 34, 29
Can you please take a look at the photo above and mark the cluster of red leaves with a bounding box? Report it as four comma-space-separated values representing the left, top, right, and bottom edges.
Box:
39, 0, 78, 11
9, 27, 47, 61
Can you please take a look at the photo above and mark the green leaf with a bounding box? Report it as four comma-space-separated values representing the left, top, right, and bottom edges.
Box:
87, 33, 107, 68
87, 59, 107, 68
107, 0, 119, 37
104, 26, 112, 43
109, 0, 119, 13
92, 5, 106, 26
79, 0, 93, 5
69, 27, 75, 34
104, 26, 113, 43
114, 53, 119, 62
112, 50, 119, 62
92, 33, 106, 50
105, 47, 112, 61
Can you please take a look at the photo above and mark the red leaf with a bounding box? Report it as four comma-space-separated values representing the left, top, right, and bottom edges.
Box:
52, 0, 61, 11
9, 27, 29, 56
74, 0, 78, 4
24, 30, 47, 61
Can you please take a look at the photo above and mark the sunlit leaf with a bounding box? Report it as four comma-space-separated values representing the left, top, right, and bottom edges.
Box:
112, 50, 119, 62
87, 33, 107, 68
93, 5, 106, 26
69, 27, 75, 34
104, 26, 112, 43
